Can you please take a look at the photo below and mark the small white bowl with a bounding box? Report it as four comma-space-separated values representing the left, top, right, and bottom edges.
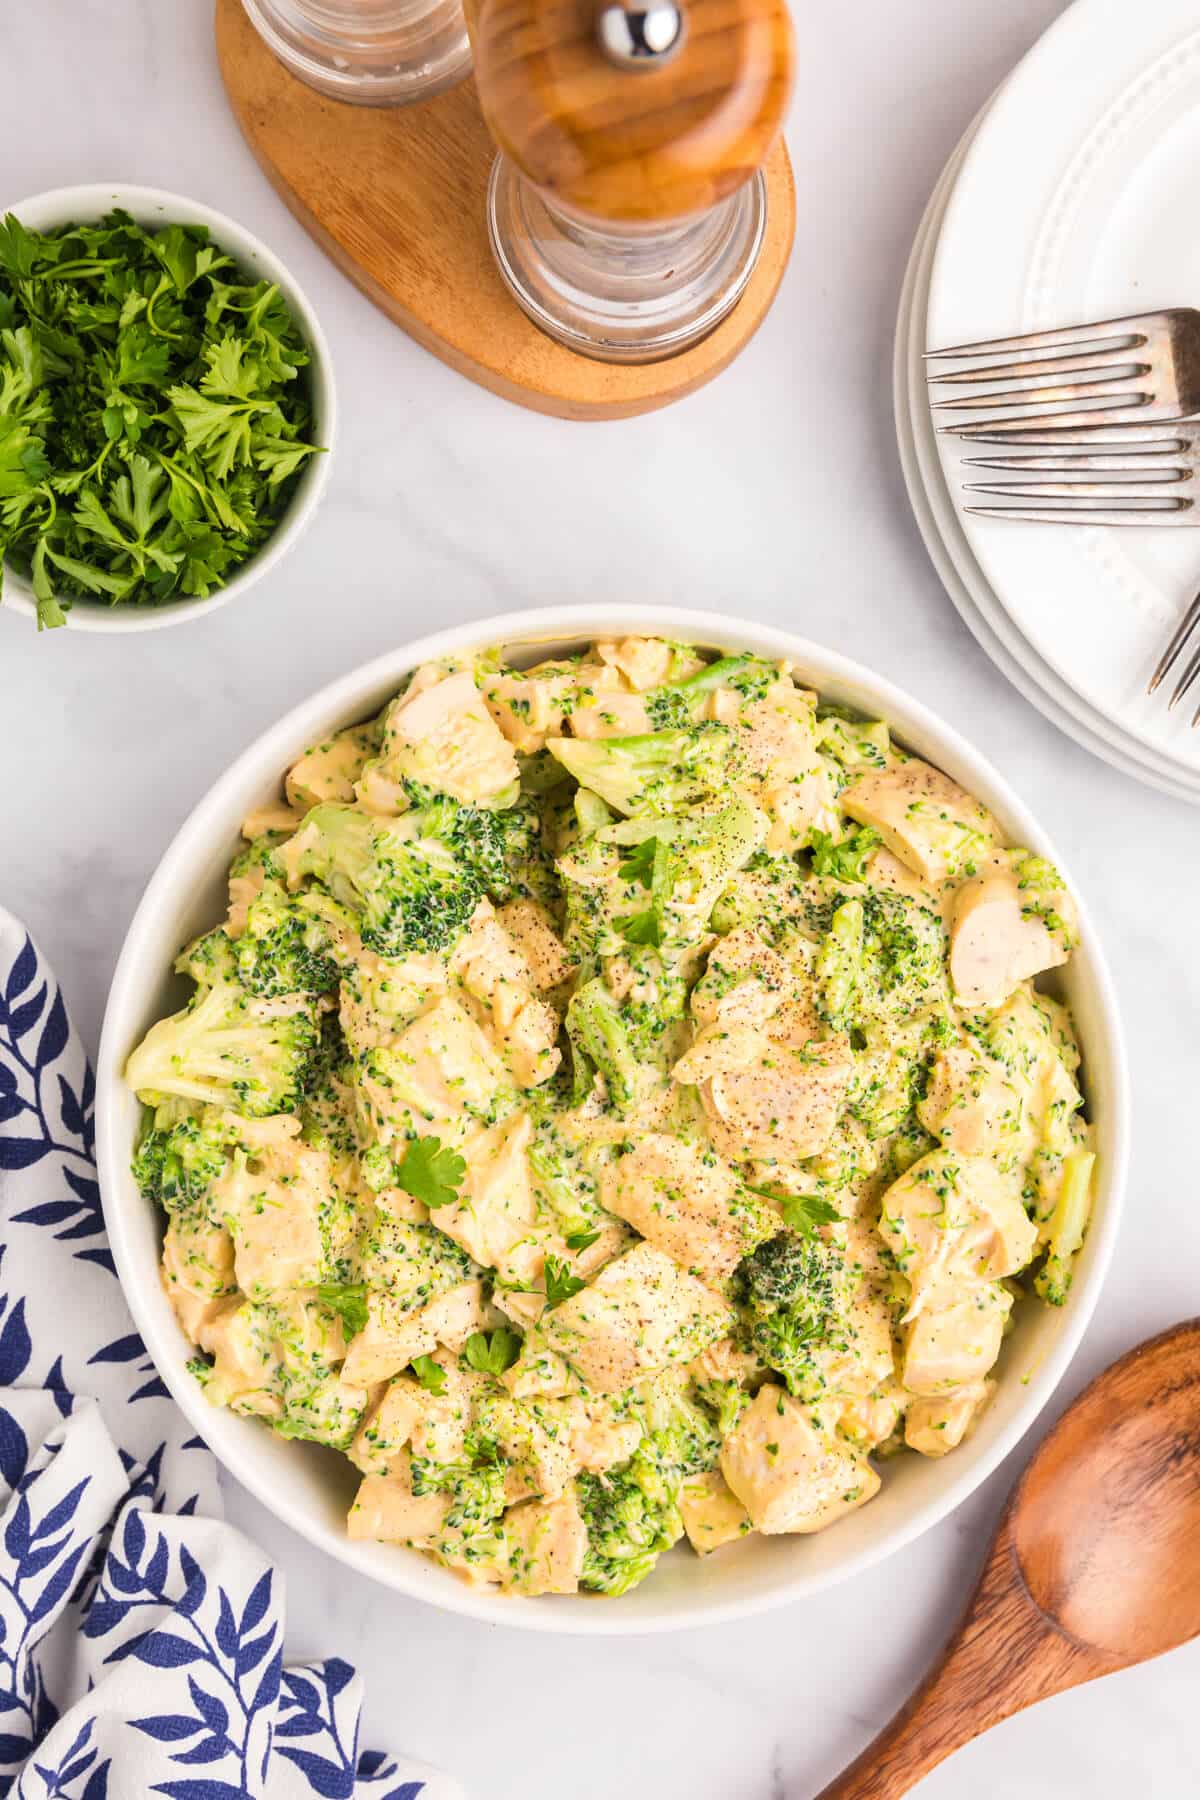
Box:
1, 184, 336, 634
95, 606, 1129, 1633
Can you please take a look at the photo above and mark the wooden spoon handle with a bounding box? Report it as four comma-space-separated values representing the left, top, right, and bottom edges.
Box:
815, 1522, 1104, 1799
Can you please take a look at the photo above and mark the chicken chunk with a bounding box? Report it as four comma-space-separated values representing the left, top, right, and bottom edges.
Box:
877, 1149, 1038, 1320
211, 1124, 330, 1299
680, 1471, 752, 1556
606, 1134, 775, 1285
432, 1113, 539, 1272
731, 687, 841, 852
701, 1033, 855, 1163
481, 662, 602, 754
347, 1453, 453, 1545
501, 1487, 588, 1595
285, 723, 378, 812
342, 1280, 493, 1387
843, 759, 999, 883
496, 899, 576, 992
349, 1376, 425, 1475
901, 1285, 1012, 1396
949, 858, 1078, 1009
536, 1243, 733, 1394
918, 1039, 1032, 1164
358, 997, 506, 1143
905, 1379, 994, 1457
451, 903, 561, 1087
382, 669, 519, 805
596, 636, 704, 691
720, 1384, 881, 1535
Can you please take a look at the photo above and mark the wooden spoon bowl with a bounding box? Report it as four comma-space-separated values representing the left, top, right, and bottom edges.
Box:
819, 1321, 1200, 1798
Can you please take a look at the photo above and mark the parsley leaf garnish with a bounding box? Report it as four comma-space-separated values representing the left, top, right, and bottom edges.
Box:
565, 1227, 600, 1252
745, 1187, 840, 1241
618, 838, 658, 888
543, 1254, 587, 1308
617, 907, 662, 948
397, 1136, 466, 1210
463, 1328, 522, 1376
317, 1282, 369, 1339
410, 1354, 447, 1395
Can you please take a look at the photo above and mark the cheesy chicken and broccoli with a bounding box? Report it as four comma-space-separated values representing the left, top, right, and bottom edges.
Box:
126, 637, 1094, 1599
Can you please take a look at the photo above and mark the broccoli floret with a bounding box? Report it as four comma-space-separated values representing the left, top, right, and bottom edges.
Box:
229, 832, 286, 884
547, 726, 735, 818
579, 1381, 719, 1596
809, 825, 882, 884
132, 1105, 233, 1218
411, 1430, 508, 1532
736, 1233, 840, 1394
1035, 1150, 1095, 1306
644, 654, 777, 730
175, 928, 240, 986
125, 980, 318, 1118
566, 978, 655, 1116
607, 794, 767, 946
234, 885, 350, 998
579, 1461, 678, 1596
279, 802, 481, 959
413, 787, 556, 909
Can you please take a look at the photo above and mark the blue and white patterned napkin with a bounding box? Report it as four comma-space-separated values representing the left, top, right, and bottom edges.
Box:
0, 907, 461, 1800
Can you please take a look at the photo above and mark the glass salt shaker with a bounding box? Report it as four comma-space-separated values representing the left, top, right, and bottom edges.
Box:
240, 0, 472, 106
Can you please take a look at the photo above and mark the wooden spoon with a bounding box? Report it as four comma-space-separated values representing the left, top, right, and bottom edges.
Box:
818, 1320, 1200, 1798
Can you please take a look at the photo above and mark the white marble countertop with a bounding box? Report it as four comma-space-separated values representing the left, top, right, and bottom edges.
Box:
3, 1, 1198, 1793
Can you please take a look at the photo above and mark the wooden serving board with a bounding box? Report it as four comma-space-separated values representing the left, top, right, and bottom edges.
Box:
214, 0, 796, 420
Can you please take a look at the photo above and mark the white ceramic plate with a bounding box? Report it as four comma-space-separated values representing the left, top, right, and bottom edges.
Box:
96, 607, 1129, 1634
0, 184, 336, 634
897, 93, 1200, 803
928, 0, 1200, 776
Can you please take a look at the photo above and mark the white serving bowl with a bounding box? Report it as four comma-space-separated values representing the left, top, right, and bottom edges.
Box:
95, 606, 1129, 1633
1, 184, 336, 634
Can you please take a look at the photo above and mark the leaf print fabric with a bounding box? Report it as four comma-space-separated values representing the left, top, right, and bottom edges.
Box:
0, 907, 460, 1800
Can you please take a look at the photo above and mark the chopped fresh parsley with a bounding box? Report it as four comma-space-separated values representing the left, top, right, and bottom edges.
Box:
618, 838, 658, 888
397, 1136, 466, 1210
0, 209, 324, 628
565, 1227, 600, 1253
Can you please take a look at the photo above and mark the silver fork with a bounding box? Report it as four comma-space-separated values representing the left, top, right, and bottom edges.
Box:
926, 310, 1200, 435
956, 421, 1200, 527
1148, 587, 1200, 725
952, 422, 1200, 723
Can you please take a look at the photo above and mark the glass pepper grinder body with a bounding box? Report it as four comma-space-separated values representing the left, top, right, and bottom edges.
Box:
468, 0, 795, 361
240, 0, 472, 106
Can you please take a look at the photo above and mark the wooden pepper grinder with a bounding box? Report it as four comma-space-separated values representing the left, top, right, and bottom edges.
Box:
466, 0, 795, 360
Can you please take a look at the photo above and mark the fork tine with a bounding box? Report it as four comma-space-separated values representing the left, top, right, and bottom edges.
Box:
1149, 589, 1200, 693
926, 321, 1147, 359
945, 424, 1195, 447
965, 502, 1196, 526
943, 401, 1164, 437
964, 452, 1189, 473
930, 352, 1150, 386
964, 479, 1191, 500
1170, 638, 1200, 708
933, 376, 1152, 412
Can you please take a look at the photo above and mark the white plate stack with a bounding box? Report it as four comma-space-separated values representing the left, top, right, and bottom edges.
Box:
895, 0, 1200, 802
